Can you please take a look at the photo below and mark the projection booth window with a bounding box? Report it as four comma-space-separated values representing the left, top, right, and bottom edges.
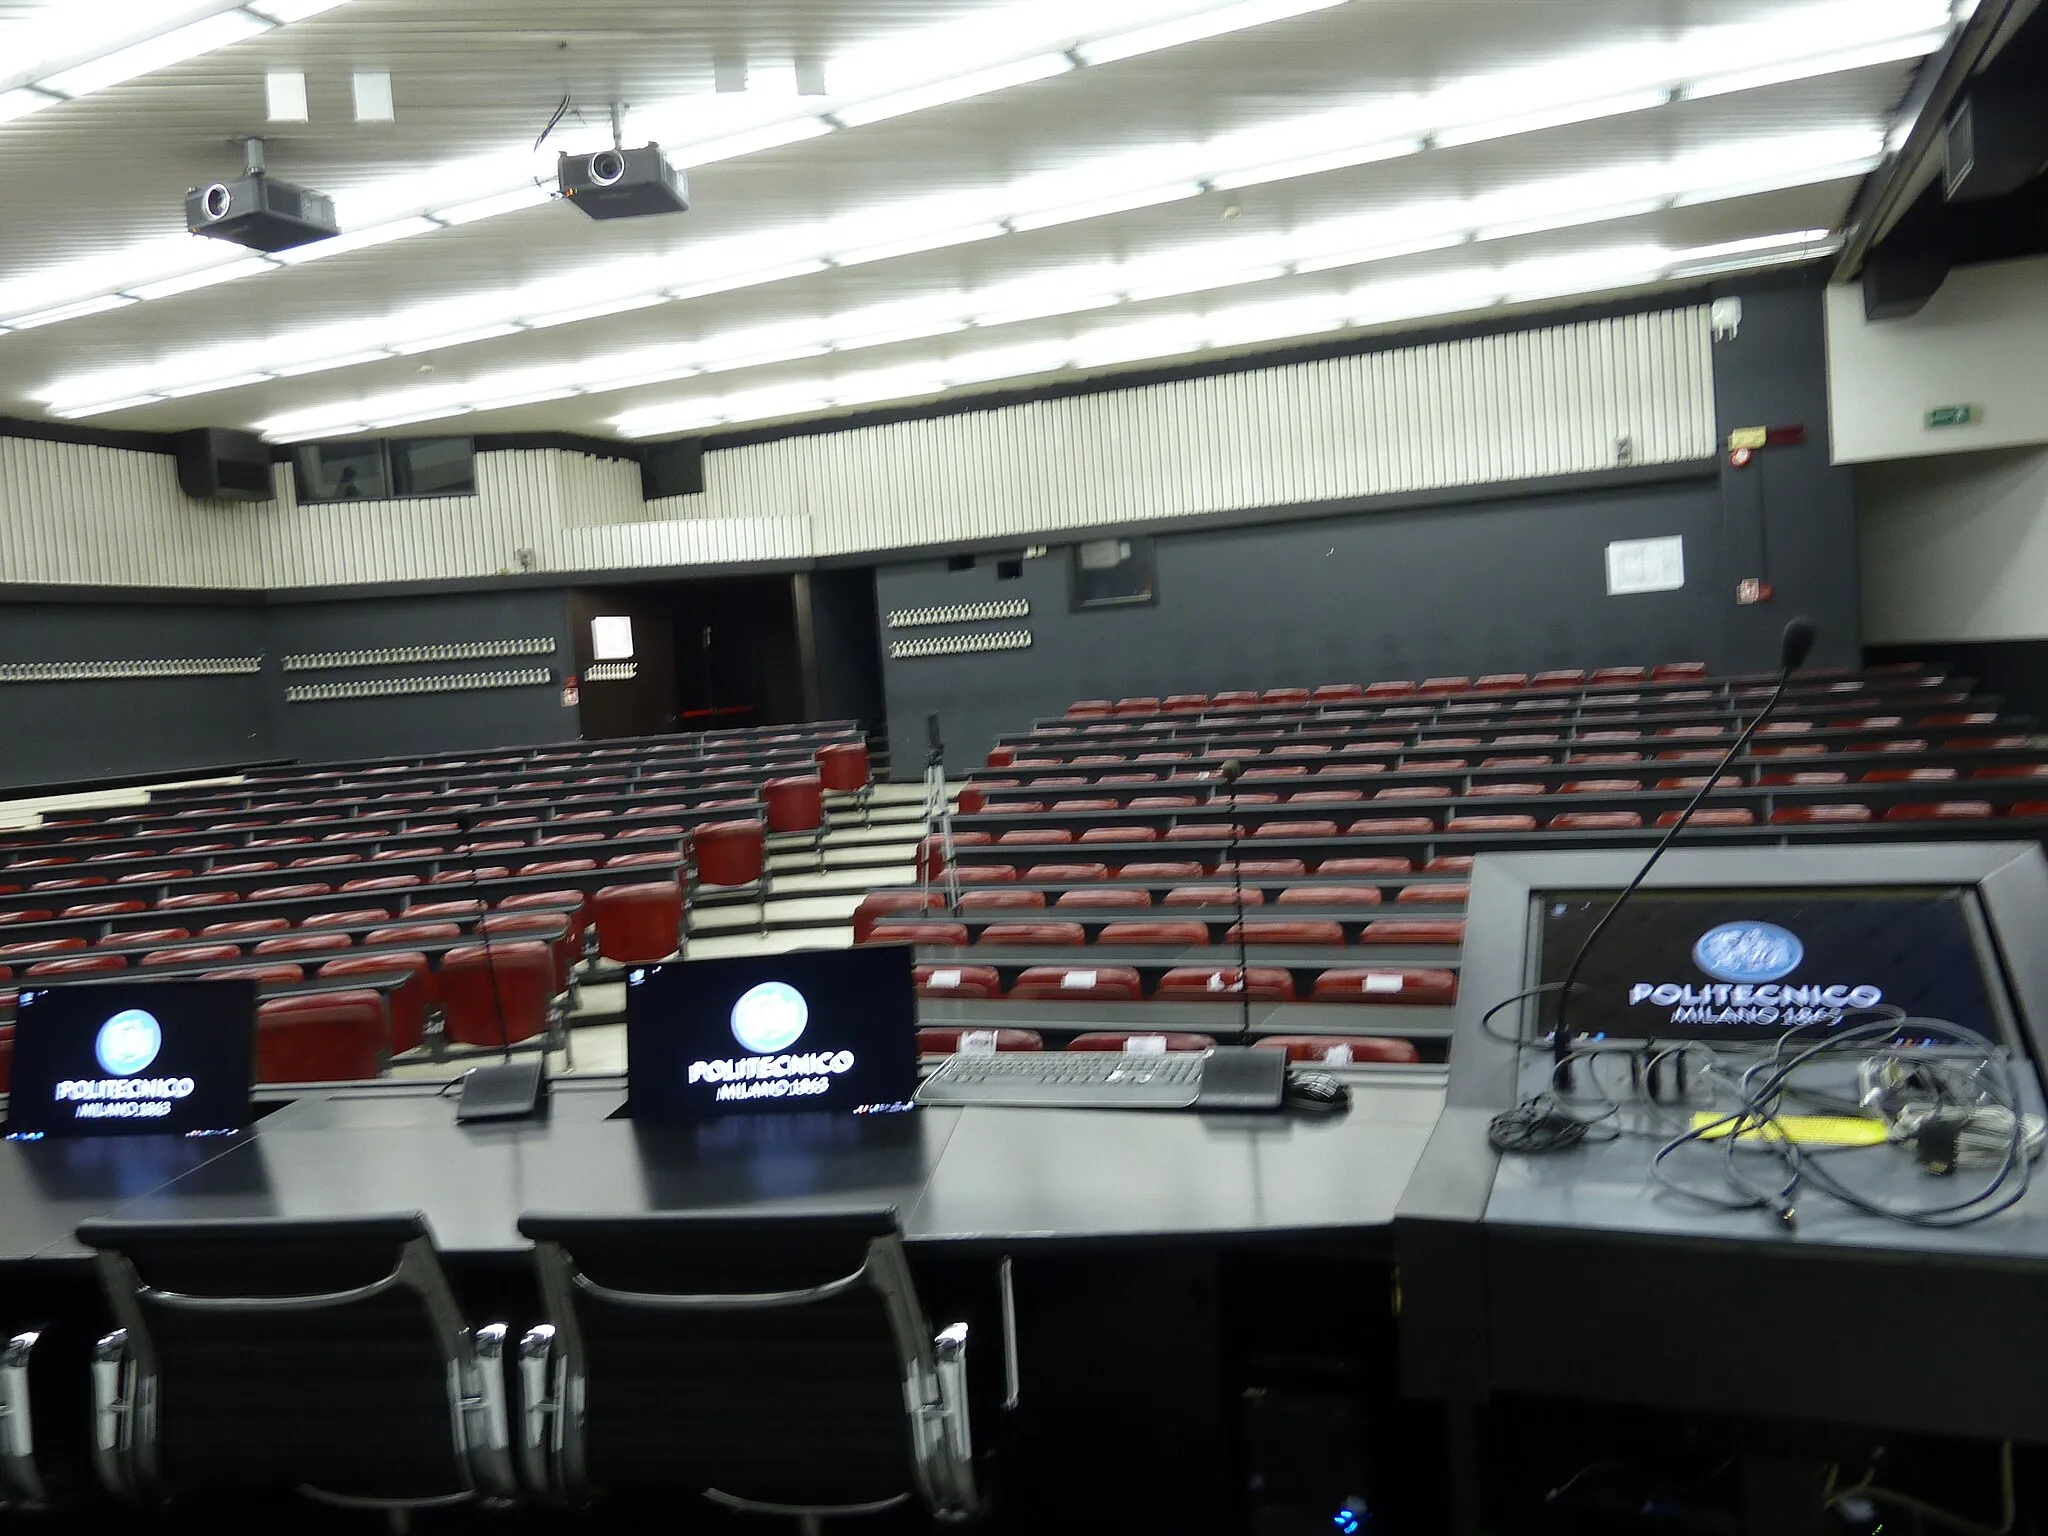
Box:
1070, 537, 1157, 609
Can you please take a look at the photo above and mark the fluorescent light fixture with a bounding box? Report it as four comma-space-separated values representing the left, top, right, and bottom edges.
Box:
245, 0, 353, 20
0, 87, 60, 124
700, 342, 833, 374
668, 116, 833, 167
51, 394, 164, 420
1011, 181, 1204, 231
1683, 30, 1950, 100
126, 256, 279, 302
1209, 136, 1421, 190
273, 349, 394, 378
266, 70, 308, 122
463, 386, 582, 413
352, 69, 395, 122
9, 293, 138, 329
522, 293, 671, 330
161, 371, 273, 399
273, 216, 441, 264
38, 9, 268, 97
834, 222, 1009, 267
1434, 89, 1673, 148
832, 53, 1073, 128
370, 406, 473, 430
391, 322, 524, 355
1075, 0, 1347, 65
1475, 197, 1671, 244
430, 184, 553, 225
667, 259, 832, 302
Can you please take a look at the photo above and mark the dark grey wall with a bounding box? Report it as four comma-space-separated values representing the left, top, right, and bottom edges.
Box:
266, 590, 577, 764
0, 600, 272, 791
806, 568, 886, 730
879, 475, 1727, 775
1710, 275, 1861, 672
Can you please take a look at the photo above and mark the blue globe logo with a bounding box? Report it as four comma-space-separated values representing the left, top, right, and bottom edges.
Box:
730, 982, 809, 1054
1692, 922, 1804, 983
95, 1009, 163, 1077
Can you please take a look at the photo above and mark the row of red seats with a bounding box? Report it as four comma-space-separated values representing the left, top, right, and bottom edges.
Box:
856, 883, 1462, 938
1064, 667, 1714, 714
915, 847, 1466, 883
912, 961, 1454, 1005
863, 917, 1464, 948
975, 765, 2043, 794
915, 1026, 1421, 1064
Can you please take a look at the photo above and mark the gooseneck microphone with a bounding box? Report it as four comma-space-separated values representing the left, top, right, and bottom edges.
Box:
1214, 757, 1253, 1037
1551, 617, 1818, 1073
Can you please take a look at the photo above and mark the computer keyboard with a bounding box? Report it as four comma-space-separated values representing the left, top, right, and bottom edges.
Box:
918, 1049, 1289, 1111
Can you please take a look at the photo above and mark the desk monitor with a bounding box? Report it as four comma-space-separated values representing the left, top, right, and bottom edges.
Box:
1535, 885, 2005, 1043
626, 946, 919, 1121
4, 980, 258, 1141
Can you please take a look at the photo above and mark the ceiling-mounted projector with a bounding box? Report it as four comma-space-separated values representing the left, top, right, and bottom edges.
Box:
184, 139, 338, 253
558, 144, 690, 220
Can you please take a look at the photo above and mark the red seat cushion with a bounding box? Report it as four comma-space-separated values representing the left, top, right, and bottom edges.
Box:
1069, 1030, 1216, 1052
593, 882, 684, 964
1007, 965, 1144, 1001
952, 865, 1021, 885
320, 952, 433, 1055
863, 921, 971, 947
156, 890, 241, 911
912, 964, 1004, 1001
1275, 885, 1382, 906
1397, 883, 1469, 904
1882, 801, 1995, 821
1113, 861, 1205, 880
1163, 885, 1265, 907
301, 907, 395, 930
1096, 920, 1210, 946
1316, 856, 1413, 875
200, 917, 292, 940
974, 921, 1088, 947
254, 932, 354, 956
996, 828, 1074, 846
1215, 858, 1308, 878
1224, 919, 1343, 945
1077, 826, 1161, 844
439, 940, 554, 1047
852, 891, 945, 944
1311, 966, 1460, 1003
1251, 820, 1339, 839
957, 889, 1048, 912
817, 742, 871, 793
1768, 804, 1874, 824
1020, 862, 1108, 882
100, 926, 192, 949
1345, 818, 1437, 836
1357, 919, 1465, 946
256, 989, 388, 1083
763, 776, 825, 834
1163, 823, 1238, 842
693, 820, 767, 886
1548, 810, 1645, 829
1254, 1034, 1421, 1063
1155, 966, 1296, 1001
1445, 814, 1538, 832
26, 954, 129, 976
1056, 887, 1154, 909
917, 1024, 1042, 1052
139, 942, 245, 968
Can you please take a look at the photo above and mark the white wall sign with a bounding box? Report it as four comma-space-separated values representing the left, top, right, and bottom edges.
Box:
590, 615, 635, 660
1605, 535, 1686, 596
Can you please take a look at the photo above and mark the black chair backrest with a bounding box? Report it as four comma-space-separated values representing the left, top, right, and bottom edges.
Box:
75, 1213, 496, 1502
517, 1208, 954, 1513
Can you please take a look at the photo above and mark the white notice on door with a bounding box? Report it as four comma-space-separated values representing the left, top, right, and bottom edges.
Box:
1605, 535, 1685, 596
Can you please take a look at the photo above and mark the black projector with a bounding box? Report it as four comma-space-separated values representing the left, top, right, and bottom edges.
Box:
185, 172, 339, 253
558, 144, 690, 220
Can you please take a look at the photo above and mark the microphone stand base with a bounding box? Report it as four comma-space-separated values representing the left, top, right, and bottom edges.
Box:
456, 1056, 548, 1122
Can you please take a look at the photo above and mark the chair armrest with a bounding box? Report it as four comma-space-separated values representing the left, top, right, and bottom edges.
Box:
1, 1330, 45, 1507
90, 1330, 132, 1500
516, 1324, 558, 1500
461, 1323, 517, 1499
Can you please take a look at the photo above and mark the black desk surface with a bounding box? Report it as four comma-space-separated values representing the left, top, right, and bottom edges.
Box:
0, 1073, 1446, 1262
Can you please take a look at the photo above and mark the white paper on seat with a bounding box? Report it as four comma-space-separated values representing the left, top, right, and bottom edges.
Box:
1060, 970, 1098, 990
928, 969, 964, 989
1323, 1043, 1355, 1065
958, 1030, 999, 1056
1363, 973, 1405, 993
1124, 1035, 1168, 1055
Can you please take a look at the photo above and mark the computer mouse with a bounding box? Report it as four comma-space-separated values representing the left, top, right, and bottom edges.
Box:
1285, 1070, 1351, 1114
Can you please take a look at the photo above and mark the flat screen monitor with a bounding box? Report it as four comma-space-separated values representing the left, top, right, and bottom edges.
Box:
1534, 885, 2004, 1043
4, 980, 258, 1140
626, 946, 919, 1121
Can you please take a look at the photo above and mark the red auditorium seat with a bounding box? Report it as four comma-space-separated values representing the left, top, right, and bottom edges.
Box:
254, 932, 354, 958
519, 858, 600, 879
1215, 859, 1308, 878
1224, 919, 1343, 946
1254, 1035, 1420, 1064
1155, 966, 1296, 1001
0, 911, 55, 928
321, 952, 431, 1055
0, 940, 87, 965
1653, 661, 1708, 679
1418, 677, 1470, 696
1475, 674, 1527, 692
481, 912, 581, 989
155, 890, 241, 911
1252, 820, 1340, 840
1164, 694, 1209, 712
958, 889, 1048, 913
1312, 684, 1365, 702
1097, 920, 1209, 946
853, 891, 945, 944
1115, 697, 1161, 716
199, 917, 291, 940
1769, 805, 1874, 824
1275, 885, 1382, 906
1163, 823, 1239, 842
917, 1025, 1043, 1053
26, 954, 128, 977
694, 820, 767, 888
1759, 771, 1848, 786
1261, 688, 1310, 705
1549, 810, 1645, 829
1022, 862, 1108, 882
975, 921, 1088, 947
1591, 666, 1647, 683
1358, 919, 1464, 945
199, 962, 304, 986
763, 776, 825, 835
1862, 767, 1960, 783
1070, 1030, 1216, 1052
1655, 808, 1755, 827
403, 899, 487, 921
1398, 883, 1468, 904
1428, 857, 1474, 872
1311, 966, 1458, 1003
604, 851, 679, 874
1077, 826, 1161, 844
1211, 691, 1259, 709
1446, 814, 1538, 832
61, 899, 149, 918
1288, 789, 1365, 805
140, 941, 245, 969
1467, 782, 1546, 798
1067, 700, 1114, 717
340, 874, 425, 894
864, 921, 971, 947
1364, 681, 1417, 698
913, 963, 1004, 1000
1007, 966, 1144, 1001
1317, 856, 1412, 876
593, 883, 684, 963
997, 828, 1074, 846
301, 908, 396, 930
2010, 801, 2048, 818
249, 883, 333, 901
256, 990, 388, 1083
1097, 773, 1162, 785
100, 927, 192, 949
440, 940, 554, 1048
1163, 885, 1266, 907
1883, 801, 1995, 821
1374, 787, 1452, 802
1973, 764, 2048, 779
1057, 885, 1154, 910
1344, 817, 1437, 837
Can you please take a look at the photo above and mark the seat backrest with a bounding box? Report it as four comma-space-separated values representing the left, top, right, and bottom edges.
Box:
74, 1213, 508, 1502
1005, 965, 1144, 1001
515, 1209, 975, 1518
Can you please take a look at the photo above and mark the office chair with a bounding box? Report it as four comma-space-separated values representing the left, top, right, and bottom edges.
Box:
516, 1208, 980, 1530
76, 1213, 514, 1510
0, 1329, 43, 1507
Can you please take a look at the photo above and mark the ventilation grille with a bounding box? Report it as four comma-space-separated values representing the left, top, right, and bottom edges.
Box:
285, 666, 553, 704
282, 637, 557, 672
889, 629, 1032, 659
0, 656, 263, 683
887, 599, 1031, 629
586, 661, 638, 682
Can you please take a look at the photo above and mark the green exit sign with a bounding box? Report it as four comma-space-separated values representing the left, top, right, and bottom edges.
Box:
1926, 404, 1979, 429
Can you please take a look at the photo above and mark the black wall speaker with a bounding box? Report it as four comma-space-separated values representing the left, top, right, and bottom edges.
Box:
1861, 251, 1950, 321
641, 439, 706, 500
175, 427, 275, 502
